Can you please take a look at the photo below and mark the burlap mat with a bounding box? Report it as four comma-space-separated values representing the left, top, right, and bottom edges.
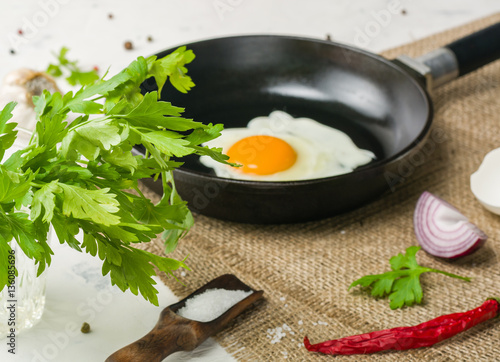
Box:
141, 13, 500, 361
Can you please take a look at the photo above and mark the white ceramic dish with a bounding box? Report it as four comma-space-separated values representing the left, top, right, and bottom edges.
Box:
470, 147, 500, 215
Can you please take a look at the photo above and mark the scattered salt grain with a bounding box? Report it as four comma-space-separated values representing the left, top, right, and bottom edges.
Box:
176, 288, 252, 322
298, 320, 303, 325
180, 271, 187, 277
340, 230, 346, 235
267, 323, 299, 345
267, 326, 286, 344
280, 297, 286, 301
318, 321, 328, 326
284, 304, 288, 308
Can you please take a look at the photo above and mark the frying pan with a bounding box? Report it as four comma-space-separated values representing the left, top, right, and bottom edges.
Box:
140, 23, 500, 224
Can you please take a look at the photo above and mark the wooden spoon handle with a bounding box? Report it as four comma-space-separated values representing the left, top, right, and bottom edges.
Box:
105, 335, 178, 362
106, 310, 200, 362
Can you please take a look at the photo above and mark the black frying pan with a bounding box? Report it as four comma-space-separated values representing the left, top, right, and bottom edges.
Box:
140, 23, 500, 224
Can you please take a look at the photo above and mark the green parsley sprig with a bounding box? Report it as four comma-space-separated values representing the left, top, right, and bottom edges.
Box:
0, 46, 231, 306
349, 246, 470, 309
46, 47, 99, 86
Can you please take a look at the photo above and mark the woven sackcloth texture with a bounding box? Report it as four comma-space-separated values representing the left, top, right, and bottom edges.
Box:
140, 13, 500, 361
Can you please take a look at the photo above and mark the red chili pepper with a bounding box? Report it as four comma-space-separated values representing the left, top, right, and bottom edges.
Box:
304, 299, 499, 355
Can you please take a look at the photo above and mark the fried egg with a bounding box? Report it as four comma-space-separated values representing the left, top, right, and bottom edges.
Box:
200, 111, 375, 181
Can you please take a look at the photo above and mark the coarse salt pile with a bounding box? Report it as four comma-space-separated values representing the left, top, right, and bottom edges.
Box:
176, 288, 253, 322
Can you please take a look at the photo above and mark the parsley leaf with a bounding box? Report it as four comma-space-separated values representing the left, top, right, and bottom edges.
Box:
0, 212, 52, 276
30, 180, 60, 223
149, 46, 195, 94
58, 184, 121, 226
349, 246, 470, 309
0, 102, 18, 162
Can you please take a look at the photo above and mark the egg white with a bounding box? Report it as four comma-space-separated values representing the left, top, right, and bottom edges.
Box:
200, 111, 375, 181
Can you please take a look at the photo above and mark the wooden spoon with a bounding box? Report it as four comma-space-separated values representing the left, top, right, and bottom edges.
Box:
106, 274, 264, 362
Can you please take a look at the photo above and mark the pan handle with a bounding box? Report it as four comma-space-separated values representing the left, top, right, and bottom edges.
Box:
395, 22, 500, 91
444, 21, 500, 77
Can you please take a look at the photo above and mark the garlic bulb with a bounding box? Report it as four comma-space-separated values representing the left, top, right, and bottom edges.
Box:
0, 68, 61, 131
471, 147, 500, 215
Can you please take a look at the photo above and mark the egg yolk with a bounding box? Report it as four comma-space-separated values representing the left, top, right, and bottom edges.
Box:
226, 135, 297, 175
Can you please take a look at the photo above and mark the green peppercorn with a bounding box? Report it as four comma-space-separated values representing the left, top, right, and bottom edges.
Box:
81, 322, 91, 333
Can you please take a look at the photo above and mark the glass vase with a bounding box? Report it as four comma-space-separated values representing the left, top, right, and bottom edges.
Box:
0, 128, 49, 339
0, 236, 49, 339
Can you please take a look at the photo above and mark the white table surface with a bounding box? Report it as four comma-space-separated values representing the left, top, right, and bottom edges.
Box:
1, 1, 500, 361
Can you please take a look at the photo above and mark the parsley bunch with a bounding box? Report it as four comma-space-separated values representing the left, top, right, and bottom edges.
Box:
0, 47, 230, 305
349, 246, 470, 309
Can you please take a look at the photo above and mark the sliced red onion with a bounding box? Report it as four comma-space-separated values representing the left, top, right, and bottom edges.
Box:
414, 191, 488, 259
